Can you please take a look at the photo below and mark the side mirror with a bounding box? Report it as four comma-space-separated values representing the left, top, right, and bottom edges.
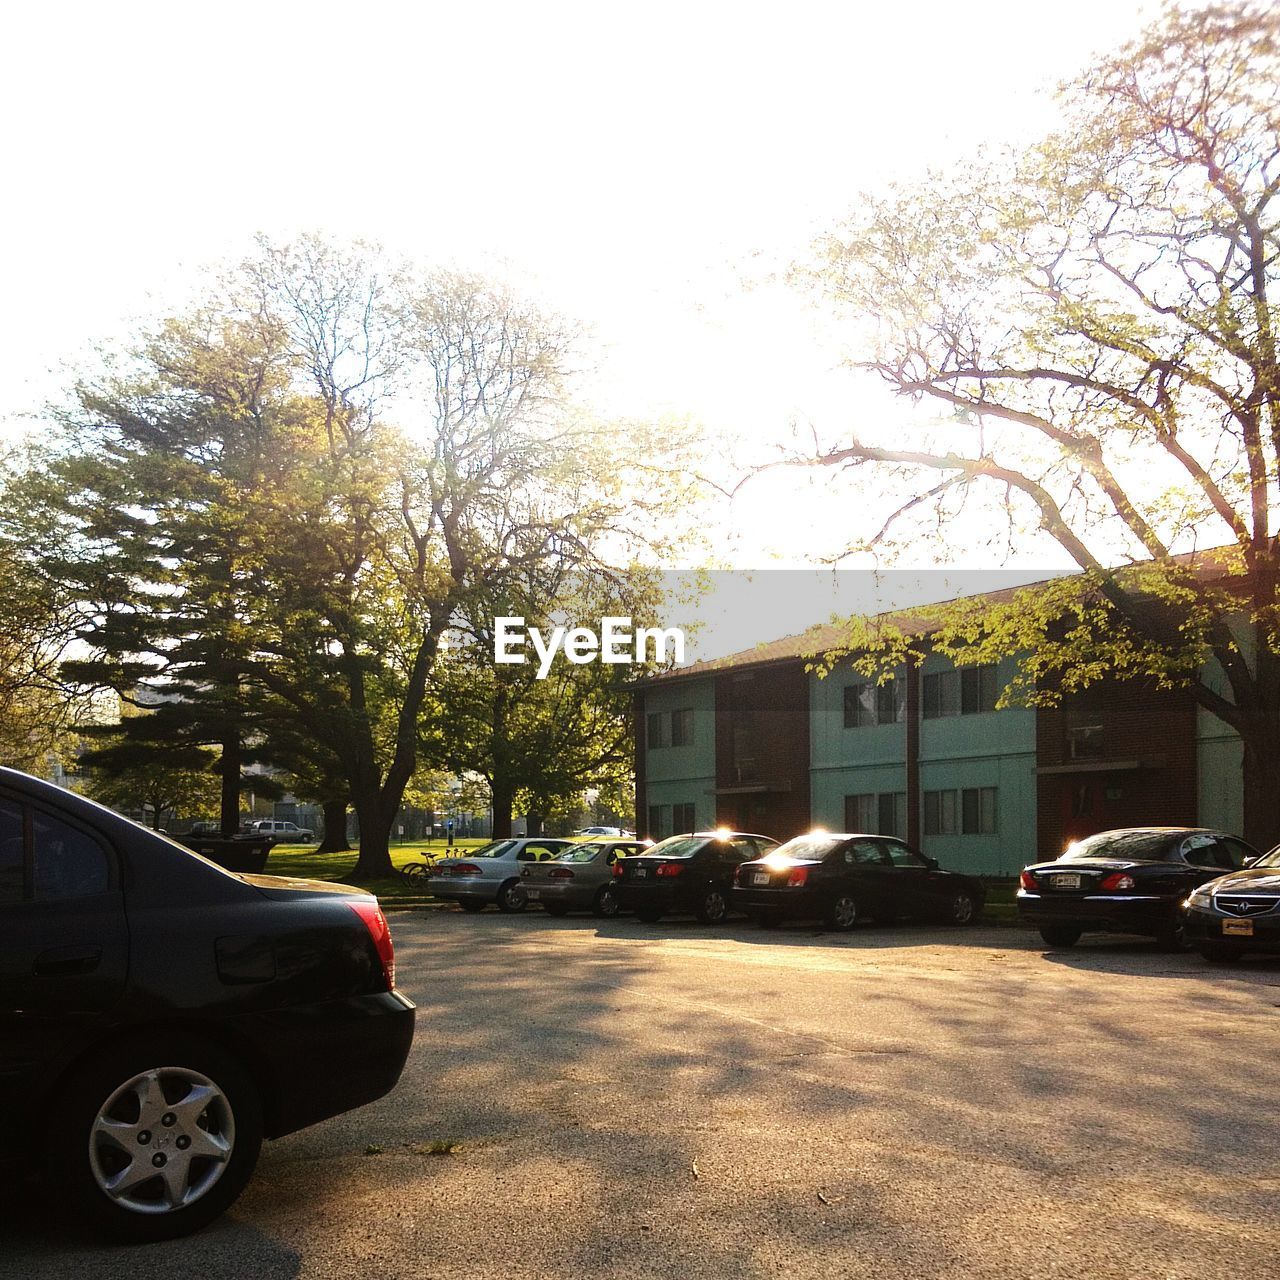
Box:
926, 857, 940, 870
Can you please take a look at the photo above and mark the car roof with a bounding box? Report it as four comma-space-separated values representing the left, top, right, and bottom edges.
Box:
684, 830, 777, 842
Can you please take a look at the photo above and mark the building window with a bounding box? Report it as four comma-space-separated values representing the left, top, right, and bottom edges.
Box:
962, 786, 998, 834
845, 793, 875, 832
923, 665, 999, 719
843, 679, 904, 728
1067, 724, 1104, 760
923, 789, 958, 836
923, 787, 998, 836
648, 804, 669, 838
672, 802, 696, 832
878, 792, 907, 839
647, 708, 694, 750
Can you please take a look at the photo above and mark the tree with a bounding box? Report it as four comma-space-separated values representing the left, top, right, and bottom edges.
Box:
26, 237, 696, 878
83, 735, 221, 829
792, 3, 1280, 846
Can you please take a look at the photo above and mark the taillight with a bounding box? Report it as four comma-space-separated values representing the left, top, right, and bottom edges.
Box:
1019, 870, 1039, 891
733, 865, 743, 885
787, 867, 809, 888
655, 862, 684, 878
452, 863, 481, 876
612, 860, 625, 877
1100, 872, 1136, 892
348, 900, 395, 991
548, 868, 575, 880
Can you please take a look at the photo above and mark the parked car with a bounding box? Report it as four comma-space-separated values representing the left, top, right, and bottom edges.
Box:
1017, 827, 1259, 948
732, 832, 984, 931
613, 830, 779, 923
574, 825, 626, 837
1183, 842, 1280, 961
244, 819, 314, 843
427, 837, 574, 912
0, 767, 414, 1242
521, 838, 649, 917
185, 819, 221, 836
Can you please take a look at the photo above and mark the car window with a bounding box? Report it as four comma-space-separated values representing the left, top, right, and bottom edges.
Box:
1183, 837, 1244, 872
882, 841, 928, 869
516, 848, 538, 861
32, 809, 110, 901
727, 838, 759, 862
840, 839, 885, 866
1221, 838, 1257, 869
0, 798, 23, 904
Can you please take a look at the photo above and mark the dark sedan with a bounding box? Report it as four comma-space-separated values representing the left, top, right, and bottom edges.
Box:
0, 767, 415, 1242
1183, 844, 1280, 962
732, 832, 985, 931
612, 830, 779, 923
1017, 827, 1258, 949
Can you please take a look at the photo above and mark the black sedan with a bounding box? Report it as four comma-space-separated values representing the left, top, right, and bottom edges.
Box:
731, 832, 985, 931
1183, 844, 1280, 962
612, 830, 779, 923
0, 767, 415, 1242
1016, 827, 1258, 949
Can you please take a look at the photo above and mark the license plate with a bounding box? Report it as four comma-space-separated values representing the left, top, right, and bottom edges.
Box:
1223, 919, 1254, 937
526, 888, 540, 900
635, 868, 647, 878
752, 872, 770, 886
1054, 874, 1081, 890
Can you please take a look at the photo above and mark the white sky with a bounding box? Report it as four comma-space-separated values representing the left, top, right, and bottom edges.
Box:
2, 0, 1160, 581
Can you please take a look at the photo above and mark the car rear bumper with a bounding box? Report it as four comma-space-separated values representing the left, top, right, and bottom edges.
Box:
1183, 904, 1280, 950
732, 886, 820, 917
524, 881, 594, 909
615, 882, 692, 915
237, 989, 417, 1138
427, 876, 495, 902
1016, 890, 1176, 935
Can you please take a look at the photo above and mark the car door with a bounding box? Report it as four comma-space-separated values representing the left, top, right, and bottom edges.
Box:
0, 793, 130, 1154
877, 839, 939, 917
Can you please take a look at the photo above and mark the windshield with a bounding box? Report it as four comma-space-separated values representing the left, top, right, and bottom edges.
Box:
640, 836, 707, 860
770, 834, 841, 862
1250, 845, 1280, 868
556, 843, 607, 863
464, 840, 518, 860
1062, 831, 1180, 861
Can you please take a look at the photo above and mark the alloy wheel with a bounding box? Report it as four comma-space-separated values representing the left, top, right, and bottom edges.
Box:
88, 1067, 234, 1216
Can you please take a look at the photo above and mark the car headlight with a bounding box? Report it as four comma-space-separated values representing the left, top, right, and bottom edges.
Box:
1187, 887, 1214, 908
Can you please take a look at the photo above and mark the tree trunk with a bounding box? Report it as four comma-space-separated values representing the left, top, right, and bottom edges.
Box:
351, 786, 396, 879
491, 778, 514, 839
219, 731, 241, 836
316, 799, 351, 853
1240, 730, 1280, 851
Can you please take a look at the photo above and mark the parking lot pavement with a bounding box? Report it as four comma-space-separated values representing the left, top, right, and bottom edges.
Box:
5, 914, 1280, 1280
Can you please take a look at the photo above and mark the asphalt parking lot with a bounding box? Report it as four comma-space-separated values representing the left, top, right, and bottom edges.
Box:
4, 912, 1280, 1280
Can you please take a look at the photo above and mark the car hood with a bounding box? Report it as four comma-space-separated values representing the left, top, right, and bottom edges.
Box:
1201, 867, 1280, 894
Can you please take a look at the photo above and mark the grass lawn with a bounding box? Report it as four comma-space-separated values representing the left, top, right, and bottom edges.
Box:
261, 837, 491, 905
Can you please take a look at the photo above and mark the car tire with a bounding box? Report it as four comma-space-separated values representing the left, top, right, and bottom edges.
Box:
48, 1033, 263, 1244
496, 880, 528, 913
695, 888, 729, 924
947, 892, 980, 926
825, 894, 859, 932
636, 908, 663, 924
543, 903, 570, 918
458, 899, 486, 912
1039, 925, 1082, 949
1199, 942, 1245, 964
591, 885, 620, 918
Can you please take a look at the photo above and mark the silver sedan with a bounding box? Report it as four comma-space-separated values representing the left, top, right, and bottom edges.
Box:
427, 838, 574, 912
521, 839, 650, 917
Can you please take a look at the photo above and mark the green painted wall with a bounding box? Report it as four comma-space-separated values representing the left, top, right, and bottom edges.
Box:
1196, 655, 1244, 836
642, 677, 716, 830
